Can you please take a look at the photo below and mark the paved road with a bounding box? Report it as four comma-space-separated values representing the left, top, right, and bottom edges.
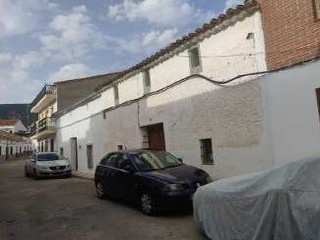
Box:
0, 159, 208, 240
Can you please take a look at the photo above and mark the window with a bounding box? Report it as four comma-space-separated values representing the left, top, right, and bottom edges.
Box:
200, 139, 214, 165
87, 144, 93, 169
114, 85, 119, 105
188, 45, 202, 74
100, 153, 119, 167
314, 0, 320, 19
143, 70, 151, 94
117, 154, 134, 171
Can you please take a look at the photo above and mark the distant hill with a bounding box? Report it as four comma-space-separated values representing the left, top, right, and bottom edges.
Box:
0, 104, 37, 127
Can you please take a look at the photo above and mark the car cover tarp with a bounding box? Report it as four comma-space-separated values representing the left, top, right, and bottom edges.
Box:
193, 158, 320, 240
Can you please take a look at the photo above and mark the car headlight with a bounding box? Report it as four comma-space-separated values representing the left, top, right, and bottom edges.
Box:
162, 183, 185, 192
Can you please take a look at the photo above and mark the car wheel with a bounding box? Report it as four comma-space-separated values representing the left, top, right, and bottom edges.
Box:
33, 168, 39, 180
96, 181, 108, 199
141, 193, 156, 216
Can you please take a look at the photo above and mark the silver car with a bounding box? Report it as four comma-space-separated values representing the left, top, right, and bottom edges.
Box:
25, 152, 72, 179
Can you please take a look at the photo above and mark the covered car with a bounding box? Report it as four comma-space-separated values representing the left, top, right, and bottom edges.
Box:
193, 158, 320, 240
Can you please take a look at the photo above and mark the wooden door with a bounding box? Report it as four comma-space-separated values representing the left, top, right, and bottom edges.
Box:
147, 124, 166, 150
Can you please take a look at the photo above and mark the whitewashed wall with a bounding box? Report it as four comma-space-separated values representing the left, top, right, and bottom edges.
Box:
262, 60, 320, 165
56, 12, 270, 177
0, 138, 32, 160
14, 120, 27, 132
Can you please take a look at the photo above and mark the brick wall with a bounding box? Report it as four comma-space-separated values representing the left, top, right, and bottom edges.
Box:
259, 0, 320, 69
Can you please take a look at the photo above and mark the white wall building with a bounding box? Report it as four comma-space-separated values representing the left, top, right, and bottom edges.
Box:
0, 131, 32, 161
262, 60, 320, 166
55, 2, 275, 178
0, 120, 27, 134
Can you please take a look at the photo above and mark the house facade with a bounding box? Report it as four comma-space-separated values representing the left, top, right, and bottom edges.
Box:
258, 0, 320, 69
0, 131, 32, 161
30, 73, 119, 153
30, 84, 57, 152
0, 120, 27, 134
43, 0, 320, 179
55, 1, 271, 177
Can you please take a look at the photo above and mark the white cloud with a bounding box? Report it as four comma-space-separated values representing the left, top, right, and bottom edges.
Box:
112, 28, 178, 55
40, 6, 106, 61
48, 63, 92, 82
108, 0, 213, 28
0, 51, 44, 103
142, 29, 178, 47
0, 0, 56, 38
0, 51, 43, 85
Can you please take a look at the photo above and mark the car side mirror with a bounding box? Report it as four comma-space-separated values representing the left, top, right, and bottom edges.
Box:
178, 158, 183, 163
30, 159, 36, 163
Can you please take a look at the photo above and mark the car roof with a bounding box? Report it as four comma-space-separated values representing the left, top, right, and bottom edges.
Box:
36, 152, 59, 155
109, 149, 161, 155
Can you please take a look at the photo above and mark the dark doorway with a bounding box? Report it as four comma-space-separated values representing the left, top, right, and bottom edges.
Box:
70, 137, 78, 171
50, 139, 54, 152
146, 123, 166, 150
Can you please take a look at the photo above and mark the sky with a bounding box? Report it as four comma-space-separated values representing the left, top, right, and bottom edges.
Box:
0, 0, 243, 104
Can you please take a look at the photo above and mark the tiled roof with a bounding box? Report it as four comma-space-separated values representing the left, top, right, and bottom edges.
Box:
54, 72, 121, 85
95, 0, 260, 91
0, 120, 18, 126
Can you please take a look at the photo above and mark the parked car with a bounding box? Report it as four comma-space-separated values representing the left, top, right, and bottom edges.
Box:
94, 149, 211, 215
25, 152, 72, 179
193, 157, 320, 240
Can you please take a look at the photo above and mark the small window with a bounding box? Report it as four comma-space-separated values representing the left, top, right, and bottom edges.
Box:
314, 0, 320, 19
87, 144, 93, 169
114, 85, 119, 105
143, 70, 151, 94
200, 139, 214, 165
188, 46, 202, 74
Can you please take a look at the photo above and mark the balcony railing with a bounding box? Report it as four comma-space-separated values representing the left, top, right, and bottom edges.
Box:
30, 117, 55, 136
30, 85, 56, 110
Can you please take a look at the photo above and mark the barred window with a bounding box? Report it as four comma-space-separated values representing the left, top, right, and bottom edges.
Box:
143, 70, 151, 94
188, 46, 202, 74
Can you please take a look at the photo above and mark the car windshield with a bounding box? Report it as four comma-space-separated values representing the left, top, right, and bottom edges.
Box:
132, 150, 182, 171
37, 153, 61, 161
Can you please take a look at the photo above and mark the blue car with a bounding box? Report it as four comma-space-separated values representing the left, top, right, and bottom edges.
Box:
94, 149, 211, 215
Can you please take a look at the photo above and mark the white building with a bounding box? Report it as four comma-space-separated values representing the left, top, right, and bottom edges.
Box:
0, 120, 27, 134
0, 131, 32, 161
53, 0, 320, 179
55, 1, 273, 178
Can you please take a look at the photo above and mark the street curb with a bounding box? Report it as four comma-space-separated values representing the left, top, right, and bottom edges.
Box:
72, 172, 94, 181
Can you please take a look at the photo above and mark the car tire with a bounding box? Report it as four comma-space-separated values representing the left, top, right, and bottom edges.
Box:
33, 168, 39, 180
96, 181, 108, 199
141, 193, 157, 216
